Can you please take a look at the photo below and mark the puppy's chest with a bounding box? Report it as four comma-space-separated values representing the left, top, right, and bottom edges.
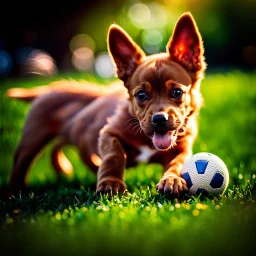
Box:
125, 144, 163, 167
135, 146, 157, 163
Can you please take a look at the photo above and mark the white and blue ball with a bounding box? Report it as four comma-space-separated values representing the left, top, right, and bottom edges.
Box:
181, 152, 229, 196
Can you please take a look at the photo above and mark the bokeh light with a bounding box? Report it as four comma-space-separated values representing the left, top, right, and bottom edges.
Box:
25, 49, 57, 76
128, 2, 168, 29
142, 29, 164, 54
94, 53, 114, 78
0, 0, 254, 79
0, 50, 13, 76
146, 2, 168, 28
128, 3, 151, 29
72, 47, 94, 72
69, 34, 95, 53
70, 34, 95, 72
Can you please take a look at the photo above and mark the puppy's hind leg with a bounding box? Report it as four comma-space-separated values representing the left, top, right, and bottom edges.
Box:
51, 141, 73, 178
9, 123, 56, 195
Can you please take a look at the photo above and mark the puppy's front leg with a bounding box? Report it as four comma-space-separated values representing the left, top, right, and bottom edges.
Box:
156, 150, 189, 195
156, 135, 195, 195
96, 132, 127, 194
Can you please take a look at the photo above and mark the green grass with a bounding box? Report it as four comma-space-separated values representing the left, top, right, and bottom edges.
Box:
0, 70, 256, 255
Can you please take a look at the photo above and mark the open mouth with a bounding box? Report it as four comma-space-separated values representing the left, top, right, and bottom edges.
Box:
152, 131, 176, 150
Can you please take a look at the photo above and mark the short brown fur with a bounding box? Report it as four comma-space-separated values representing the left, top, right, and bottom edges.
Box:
7, 12, 206, 195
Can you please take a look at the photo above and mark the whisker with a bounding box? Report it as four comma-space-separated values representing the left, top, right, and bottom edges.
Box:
124, 117, 140, 133
134, 126, 142, 136
131, 124, 140, 134
124, 118, 139, 127
139, 127, 144, 135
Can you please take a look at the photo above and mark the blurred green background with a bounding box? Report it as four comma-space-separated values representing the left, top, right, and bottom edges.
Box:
0, 0, 255, 79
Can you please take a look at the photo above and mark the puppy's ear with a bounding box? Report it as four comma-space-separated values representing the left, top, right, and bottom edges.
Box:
167, 12, 205, 73
108, 24, 145, 81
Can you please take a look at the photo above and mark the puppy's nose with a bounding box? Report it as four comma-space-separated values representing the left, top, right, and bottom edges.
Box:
152, 113, 168, 127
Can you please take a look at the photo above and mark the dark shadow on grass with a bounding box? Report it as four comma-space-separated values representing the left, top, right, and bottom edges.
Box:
0, 176, 97, 199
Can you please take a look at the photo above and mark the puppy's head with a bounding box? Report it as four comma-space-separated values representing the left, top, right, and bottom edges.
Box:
108, 12, 206, 150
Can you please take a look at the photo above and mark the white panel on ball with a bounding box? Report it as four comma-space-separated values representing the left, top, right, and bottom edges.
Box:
181, 152, 229, 196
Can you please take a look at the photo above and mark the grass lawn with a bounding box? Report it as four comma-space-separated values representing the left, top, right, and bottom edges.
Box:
0, 70, 256, 255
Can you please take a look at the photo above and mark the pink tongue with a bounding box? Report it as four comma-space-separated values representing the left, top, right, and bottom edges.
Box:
153, 132, 172, 149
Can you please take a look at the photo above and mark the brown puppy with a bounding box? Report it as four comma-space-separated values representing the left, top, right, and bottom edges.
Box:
7, 12, 206, 195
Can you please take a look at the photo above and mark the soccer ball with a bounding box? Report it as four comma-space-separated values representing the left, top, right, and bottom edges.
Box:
181, 152, 229, 196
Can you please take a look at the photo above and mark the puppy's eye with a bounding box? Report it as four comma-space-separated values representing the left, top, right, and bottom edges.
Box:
136, 90, 148, 102
171, 88, 183, 99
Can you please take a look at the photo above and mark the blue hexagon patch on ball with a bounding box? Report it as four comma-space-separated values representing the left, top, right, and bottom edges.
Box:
210, 172, 224, 188
195, 160, 208, 174
181, 172, 193, 188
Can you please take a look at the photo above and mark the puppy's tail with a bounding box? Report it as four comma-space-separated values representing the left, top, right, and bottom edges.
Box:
6, 79, 118, 102
6, 86, 53, 102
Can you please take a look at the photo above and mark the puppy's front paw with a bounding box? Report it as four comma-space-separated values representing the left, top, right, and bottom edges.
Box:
156, 174, 188, 195
96, 177, 126, 195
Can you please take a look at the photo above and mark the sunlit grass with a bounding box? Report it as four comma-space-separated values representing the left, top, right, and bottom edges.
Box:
0, 70, 256, 255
